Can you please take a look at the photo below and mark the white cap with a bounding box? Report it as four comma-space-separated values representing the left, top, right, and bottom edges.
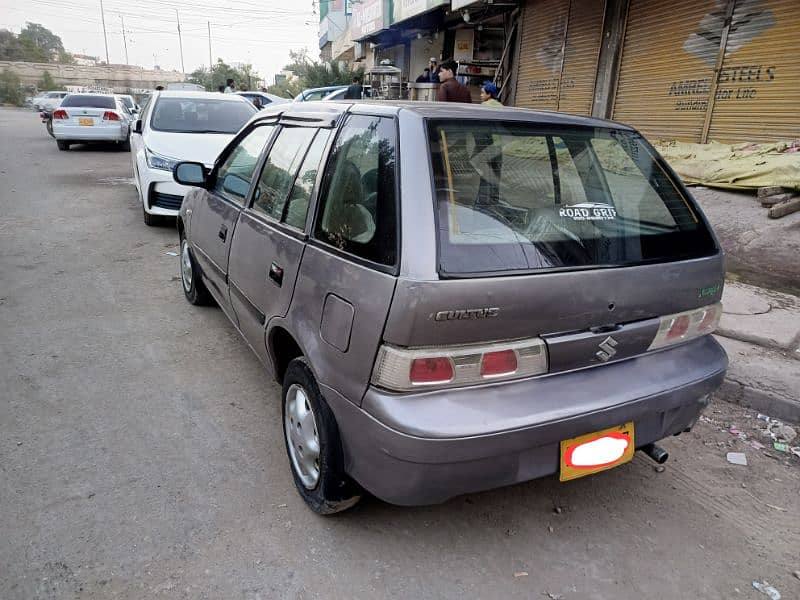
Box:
430, 57, 438, 63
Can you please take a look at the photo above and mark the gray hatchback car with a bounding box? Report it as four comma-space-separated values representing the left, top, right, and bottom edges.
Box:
172, 101, 727, 514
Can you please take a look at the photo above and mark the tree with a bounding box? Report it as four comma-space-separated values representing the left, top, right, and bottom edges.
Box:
266, 50, 362, 97
38, 70, 57, 90
15, 23, 73, 63
0, 29, 24, 61
0, 69, 24, 105
187, 59, 261, 92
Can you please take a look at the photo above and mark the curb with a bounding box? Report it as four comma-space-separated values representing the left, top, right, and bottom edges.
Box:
715, 335, 799, 424
718, 378, 799, 424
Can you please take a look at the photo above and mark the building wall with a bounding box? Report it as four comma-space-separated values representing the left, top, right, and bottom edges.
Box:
410, 35, 444, 81
0, 60, 184, 92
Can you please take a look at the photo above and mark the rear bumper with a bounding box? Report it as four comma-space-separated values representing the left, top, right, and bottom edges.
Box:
323, 335, 727, 506
54, 123, 128, 141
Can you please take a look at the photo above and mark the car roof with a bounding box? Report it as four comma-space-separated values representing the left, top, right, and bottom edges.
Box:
252, 100, 635, 130
155, 90, 249, 101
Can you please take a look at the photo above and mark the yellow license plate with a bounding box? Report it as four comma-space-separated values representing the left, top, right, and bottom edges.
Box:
79, 117, 94, 126
559, 422, 635, 482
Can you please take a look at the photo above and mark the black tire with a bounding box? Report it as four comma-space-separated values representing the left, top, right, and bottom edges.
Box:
179, 234, 213, 305
143, 206, 163, 226
119, 136, 131, 152
282, 357, 361, 515
46, 118, 54, 138
56, 140, 69, 151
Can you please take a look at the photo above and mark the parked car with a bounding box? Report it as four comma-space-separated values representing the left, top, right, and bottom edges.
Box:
131, 90, 256, 225
293, 85, 347, 102
52, 93, 133, 151
237, 91, 290, 109
116, 94, 140, 115
34, 91, 69, 111
172, 101, 727, 514
321, 88, 349, 101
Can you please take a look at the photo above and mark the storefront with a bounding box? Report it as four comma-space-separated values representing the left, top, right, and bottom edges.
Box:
511, 0, 800, 143
612, 0, 800, 143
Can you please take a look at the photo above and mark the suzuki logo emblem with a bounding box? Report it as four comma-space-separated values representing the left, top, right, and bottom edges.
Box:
596, 336, 619, 362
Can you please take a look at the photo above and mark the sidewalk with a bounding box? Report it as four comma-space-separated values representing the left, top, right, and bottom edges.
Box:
715, 281, 800, 422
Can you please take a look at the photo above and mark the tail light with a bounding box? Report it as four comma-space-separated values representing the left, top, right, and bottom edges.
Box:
648, 303, 722, 351
372, 338, 548, 392
103, 111, 120, 121
53, 109, 68, 120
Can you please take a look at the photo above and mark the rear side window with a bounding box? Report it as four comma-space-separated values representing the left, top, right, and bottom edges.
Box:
428, 121, 716, 275
253, 127, 317, 220
61, 95, 115, 108
315, 115, 398, 267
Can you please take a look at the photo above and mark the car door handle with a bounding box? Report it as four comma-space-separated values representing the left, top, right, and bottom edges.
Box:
269, 262, 284, 286
218, 224, 228, 242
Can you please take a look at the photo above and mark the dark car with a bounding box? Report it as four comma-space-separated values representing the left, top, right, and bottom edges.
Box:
172, 101, 727, 514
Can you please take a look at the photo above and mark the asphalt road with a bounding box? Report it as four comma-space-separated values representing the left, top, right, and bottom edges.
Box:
1, 107, 798, 600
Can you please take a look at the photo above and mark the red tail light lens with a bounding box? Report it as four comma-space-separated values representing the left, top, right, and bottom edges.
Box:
53, 109, 68, 120
666, 315, 690, 339
480, 349, 518, 377
103, 111, 120, 121
409, 357, 454, 385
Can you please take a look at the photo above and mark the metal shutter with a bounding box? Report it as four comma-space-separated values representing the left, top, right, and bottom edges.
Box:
515, 0, 605, 114
706, 0, 800, 143
612, 0, 720, 142
558, 0, 606, 115
515, 0, 570, 111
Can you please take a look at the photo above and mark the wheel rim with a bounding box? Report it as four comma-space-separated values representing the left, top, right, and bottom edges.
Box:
284, 383, 321, 490
180, 239, 193, 292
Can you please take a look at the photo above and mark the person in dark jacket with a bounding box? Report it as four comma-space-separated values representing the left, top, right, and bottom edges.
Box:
343, 77, 363, 100
415, 68, 431, 83
436, 59, 472, 103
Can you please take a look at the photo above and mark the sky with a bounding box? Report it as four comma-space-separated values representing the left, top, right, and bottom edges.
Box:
0, 0, 321, 85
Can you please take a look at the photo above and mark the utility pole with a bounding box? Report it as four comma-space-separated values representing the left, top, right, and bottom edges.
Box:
120, 15, 129, 65
207, 21, 213, 71
99, 0, 110, 64
176, 9, 185, 74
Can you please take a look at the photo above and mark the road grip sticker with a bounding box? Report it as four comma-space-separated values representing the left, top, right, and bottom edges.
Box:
564, 432, 631, 469
559, 203, 618, 221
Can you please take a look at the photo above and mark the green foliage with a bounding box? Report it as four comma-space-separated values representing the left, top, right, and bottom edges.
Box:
38, 70, 56, 90
187, 59, 261, 92
0, 24, 73, 63
0, 69, 24, 105
266, 50, 363, 98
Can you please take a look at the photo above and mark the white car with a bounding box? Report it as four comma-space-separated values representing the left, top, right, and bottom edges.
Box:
130, 90, 256, 226
52, 93, 132, 151
35, 91, 69, 111
116, 94, 140, 115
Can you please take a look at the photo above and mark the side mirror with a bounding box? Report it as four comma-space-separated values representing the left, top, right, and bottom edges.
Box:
133, 119, 143, 134
173, 162, 208, 187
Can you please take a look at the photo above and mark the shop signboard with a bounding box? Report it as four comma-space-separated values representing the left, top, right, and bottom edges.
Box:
393, 0, 448, 24
351, 0, 389, 40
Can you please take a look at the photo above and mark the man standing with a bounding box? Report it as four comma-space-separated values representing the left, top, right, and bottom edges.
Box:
428, 58, 441, 83
436, 59, 472, 103
343, 76, 363, 100
224, 78, 235, 94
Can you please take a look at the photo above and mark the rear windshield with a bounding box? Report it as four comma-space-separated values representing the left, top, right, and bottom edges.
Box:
151, 97, 255, 133
428, 120, 717, 276
61, 95, 115, 108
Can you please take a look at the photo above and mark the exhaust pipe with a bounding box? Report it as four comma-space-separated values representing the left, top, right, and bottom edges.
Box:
640, 443, 669, 464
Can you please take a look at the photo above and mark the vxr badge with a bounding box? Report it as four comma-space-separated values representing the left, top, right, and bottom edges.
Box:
596, 336, 619, 362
